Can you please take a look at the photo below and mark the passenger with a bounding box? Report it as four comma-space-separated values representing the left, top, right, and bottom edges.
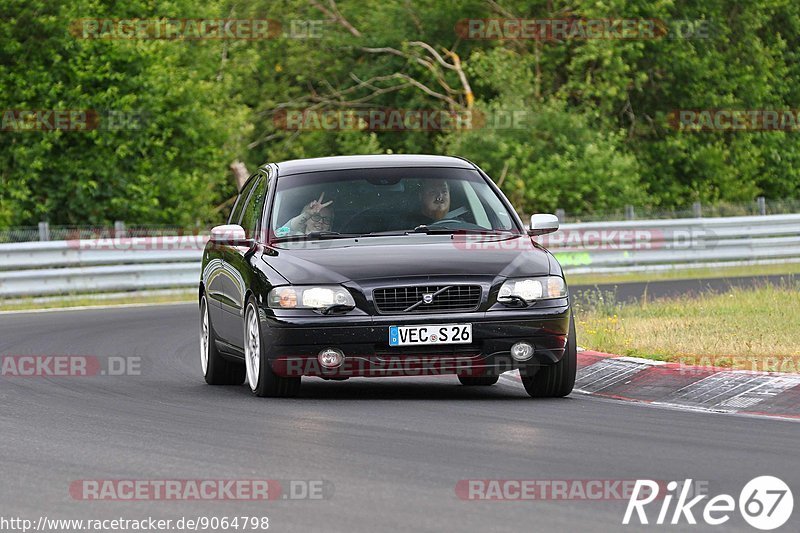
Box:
275, 192, 334, 236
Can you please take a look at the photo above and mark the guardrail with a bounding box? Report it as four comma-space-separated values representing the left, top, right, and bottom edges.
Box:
0, 214, 798, 297
538, 214, 800, 274
0, 236, 207, 298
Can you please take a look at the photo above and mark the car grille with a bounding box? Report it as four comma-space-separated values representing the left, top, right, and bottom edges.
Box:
373, 285, 482, 314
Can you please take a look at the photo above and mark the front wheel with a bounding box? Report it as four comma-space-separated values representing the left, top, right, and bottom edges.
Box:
200, 294, 245, 385
520, 312, 577, 398
244, 297, 301, 398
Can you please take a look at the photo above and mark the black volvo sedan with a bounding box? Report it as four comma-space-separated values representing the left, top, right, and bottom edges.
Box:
199, 155, 575, 398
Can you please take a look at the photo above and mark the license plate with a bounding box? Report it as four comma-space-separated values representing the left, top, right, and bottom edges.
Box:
389, 324, 472, 346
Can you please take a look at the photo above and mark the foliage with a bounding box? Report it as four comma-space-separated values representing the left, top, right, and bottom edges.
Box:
1, 0, 799, 226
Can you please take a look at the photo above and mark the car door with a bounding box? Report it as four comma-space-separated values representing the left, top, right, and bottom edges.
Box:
205, 176, 257, 336
218, 171, 269, 350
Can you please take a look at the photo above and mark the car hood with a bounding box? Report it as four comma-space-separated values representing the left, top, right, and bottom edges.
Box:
260, 234, 552, 284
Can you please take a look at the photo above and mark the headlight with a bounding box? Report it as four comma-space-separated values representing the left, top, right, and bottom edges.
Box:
497, 276, 566, 303
267, 285, 355, 309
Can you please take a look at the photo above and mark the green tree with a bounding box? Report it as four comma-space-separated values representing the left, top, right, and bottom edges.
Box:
0, 0, 249, 226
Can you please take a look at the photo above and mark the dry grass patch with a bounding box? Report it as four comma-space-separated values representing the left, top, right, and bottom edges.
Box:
575, 282, 800, 371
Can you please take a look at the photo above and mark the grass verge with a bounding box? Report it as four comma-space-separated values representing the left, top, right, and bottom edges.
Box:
574, 281, 800, 372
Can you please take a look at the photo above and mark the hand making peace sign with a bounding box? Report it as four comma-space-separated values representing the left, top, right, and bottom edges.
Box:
301, 192, 334, 219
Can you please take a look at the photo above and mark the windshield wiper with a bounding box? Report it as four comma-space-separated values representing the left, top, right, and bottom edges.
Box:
273, 231, 359, 242
409, 225, 469, 234
408, 225, 516, 235
358, 231, 412, 237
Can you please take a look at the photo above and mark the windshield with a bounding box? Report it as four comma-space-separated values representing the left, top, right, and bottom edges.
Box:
270, 167, 519, 239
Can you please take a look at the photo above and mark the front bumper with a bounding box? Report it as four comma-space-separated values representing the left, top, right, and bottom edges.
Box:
260, 303, 570, 378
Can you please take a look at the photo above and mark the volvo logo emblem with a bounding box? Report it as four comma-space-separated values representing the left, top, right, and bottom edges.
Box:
422, 293, 434, 304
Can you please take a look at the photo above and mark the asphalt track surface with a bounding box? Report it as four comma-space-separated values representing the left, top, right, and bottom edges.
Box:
1, 303, 798, 532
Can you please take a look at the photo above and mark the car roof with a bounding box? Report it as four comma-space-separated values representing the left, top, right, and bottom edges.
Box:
269, 154, 476, 177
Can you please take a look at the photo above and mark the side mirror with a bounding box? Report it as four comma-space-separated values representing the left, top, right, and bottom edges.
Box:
528, 214, 559, 236
210, 224, 253, 246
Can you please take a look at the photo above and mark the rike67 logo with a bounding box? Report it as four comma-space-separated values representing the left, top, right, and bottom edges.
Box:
624, 477, 793, 530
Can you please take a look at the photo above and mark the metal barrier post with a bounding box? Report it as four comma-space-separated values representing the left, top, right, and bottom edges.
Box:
38, 221, 50, 242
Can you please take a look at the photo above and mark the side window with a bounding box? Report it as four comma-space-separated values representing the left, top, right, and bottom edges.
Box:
240, 175, 267, 238
228, 175, 259, 225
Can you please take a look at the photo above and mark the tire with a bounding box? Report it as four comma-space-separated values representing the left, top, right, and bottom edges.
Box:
200, 294, 246, 385
520, 312, 577, 398
458, 375, 499, 386
243, 297, 301, 398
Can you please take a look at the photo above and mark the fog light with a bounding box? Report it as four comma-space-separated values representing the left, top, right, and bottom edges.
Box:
318, 348, 345, 369
511, 341, 534, 362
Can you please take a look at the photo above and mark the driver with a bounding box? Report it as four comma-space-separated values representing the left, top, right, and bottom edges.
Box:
275, 192, 334, 237
418, 179, 450, 224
